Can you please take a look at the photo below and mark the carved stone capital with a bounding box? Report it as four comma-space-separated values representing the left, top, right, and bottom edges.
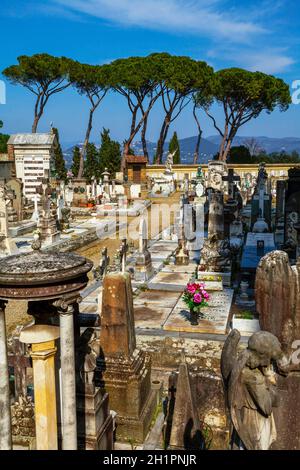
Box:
53, 294, 82, 315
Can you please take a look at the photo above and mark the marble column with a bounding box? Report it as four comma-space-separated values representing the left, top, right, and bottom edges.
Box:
0, 301, 12, 450
59, 304, 77, 450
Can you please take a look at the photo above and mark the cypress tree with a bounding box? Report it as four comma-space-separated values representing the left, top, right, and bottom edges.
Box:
85, 143, 100, 181
71, 145, 81, 177
99, 129, 121, 177
52, 127, 67, 179
168, 131, 180, 164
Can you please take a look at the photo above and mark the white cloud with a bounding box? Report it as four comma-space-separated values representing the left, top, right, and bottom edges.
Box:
53, 0, 265, 42
244, 52, 295, 74
207, 44, 295, 74
232, 49, 294, 74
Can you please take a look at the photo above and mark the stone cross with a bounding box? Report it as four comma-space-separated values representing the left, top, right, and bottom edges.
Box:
0, 184, 9, 237
120, 238, 129, 273
8, 332, 31, 400
222, 169, 240, 198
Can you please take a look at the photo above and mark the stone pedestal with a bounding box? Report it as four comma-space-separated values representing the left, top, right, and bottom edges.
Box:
72, 178, 88, 207
19, 325, 60, 450
38, 211, 60, 245
97, 273, 158, 442
175, 245, 189, 266
77, 385, 114, 450
135, 251, 154, 282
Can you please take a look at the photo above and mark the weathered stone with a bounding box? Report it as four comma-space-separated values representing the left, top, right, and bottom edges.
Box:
256, 250, 300, 350
169, 362, 203, 450
97, 272, 158, 443
255, 251, 300, 449
221, 329, 284, 450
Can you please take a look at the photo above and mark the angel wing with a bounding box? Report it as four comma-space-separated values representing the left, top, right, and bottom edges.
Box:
221, 329, 241, 386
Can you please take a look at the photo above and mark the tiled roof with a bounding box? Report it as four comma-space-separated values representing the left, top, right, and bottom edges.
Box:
8, 133, 56, 146
125, 155, 148, 163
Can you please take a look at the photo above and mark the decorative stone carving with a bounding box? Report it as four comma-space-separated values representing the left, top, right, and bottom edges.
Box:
221, 329, 284, 450
199, 192, 232, 273
207, 161, 227, 192
11, 396, 35, 448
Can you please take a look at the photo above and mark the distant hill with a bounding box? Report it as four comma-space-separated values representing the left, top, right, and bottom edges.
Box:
131, 137, 218, 164
62, 134, 300, 168
207, 135, 300, 154
62, 137, 218, 167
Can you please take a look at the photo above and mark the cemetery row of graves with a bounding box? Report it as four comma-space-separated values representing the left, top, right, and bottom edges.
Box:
0, 131, 300, 450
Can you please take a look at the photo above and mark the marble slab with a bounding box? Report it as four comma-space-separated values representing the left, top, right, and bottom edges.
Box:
133, 290, 181, 308
231, 318, 260, 336
163, 288, 234, 335
148, 271, 191, 291
197, 271, 231, 287
134, 305, 173, 329
161, 264, 198, 274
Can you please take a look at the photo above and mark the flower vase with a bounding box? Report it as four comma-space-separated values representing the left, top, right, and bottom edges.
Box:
190, 308, 199, 326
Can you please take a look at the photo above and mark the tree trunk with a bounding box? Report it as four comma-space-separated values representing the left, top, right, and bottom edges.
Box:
141, 115, 149, 161
222, 139, 232, 162
193, 131, 202, 164
218, 122, 229, 161
155, 114, 171, 164
78, 108, 94, 179
123, 105, 139, 158
32, 117, 39, 134
193, 105, 202, 164
155, 120, 166, 164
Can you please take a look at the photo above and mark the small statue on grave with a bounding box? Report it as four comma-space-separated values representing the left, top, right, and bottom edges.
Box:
77, 328, 101, 387
199, 234, 232, 272
31, 230, 42, 251
61, 207, 71, 231
221, 329, 287, 450
165, 151, 175, 173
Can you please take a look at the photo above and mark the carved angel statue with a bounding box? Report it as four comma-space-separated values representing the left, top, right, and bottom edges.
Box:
221, 329, 286, 450
165, 151, 176, 172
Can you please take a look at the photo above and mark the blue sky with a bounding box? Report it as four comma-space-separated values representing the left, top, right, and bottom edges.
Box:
0, 0, 300, 146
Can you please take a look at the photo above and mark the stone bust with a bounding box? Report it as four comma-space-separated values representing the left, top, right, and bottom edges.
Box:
221, 330, 286, 450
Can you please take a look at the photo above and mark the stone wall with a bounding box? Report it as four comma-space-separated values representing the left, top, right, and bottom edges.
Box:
146, 163, 298, 182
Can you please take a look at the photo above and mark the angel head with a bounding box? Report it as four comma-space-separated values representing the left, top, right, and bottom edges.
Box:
246, 331, 283, 369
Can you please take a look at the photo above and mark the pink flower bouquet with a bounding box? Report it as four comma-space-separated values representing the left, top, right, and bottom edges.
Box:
182, 282, 210, 323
